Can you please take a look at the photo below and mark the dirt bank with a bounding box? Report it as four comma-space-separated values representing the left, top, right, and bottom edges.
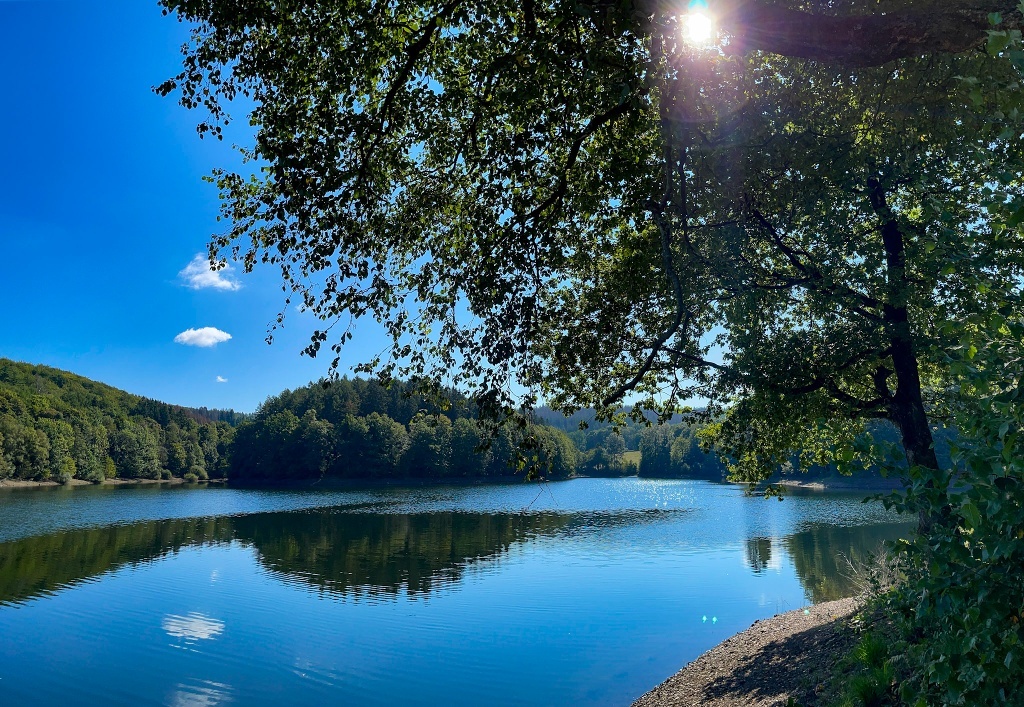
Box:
633, 598, 861, 707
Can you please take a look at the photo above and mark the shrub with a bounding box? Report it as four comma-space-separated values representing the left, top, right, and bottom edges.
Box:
868, 311, 1024, 705
183, 472, 199, 483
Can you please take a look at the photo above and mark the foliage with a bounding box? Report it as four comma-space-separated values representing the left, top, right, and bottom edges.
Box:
0, 359, 239, 482
151, 5, 1024, 696
157, 2, 1024, 507
636, 422, 724, 479
861, 304, 1024, 706
229, 378, 579, 480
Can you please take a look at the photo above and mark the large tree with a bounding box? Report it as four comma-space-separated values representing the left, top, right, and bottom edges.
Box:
159, 0, 1024, 511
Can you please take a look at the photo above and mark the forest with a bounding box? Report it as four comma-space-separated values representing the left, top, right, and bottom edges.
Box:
0, 358, 929, 487
0, 360, 607, 483
227, 378, 580, 481
0, 358, 238, 483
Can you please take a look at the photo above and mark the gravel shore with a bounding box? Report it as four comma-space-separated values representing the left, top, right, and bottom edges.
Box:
633, 598, 861, 707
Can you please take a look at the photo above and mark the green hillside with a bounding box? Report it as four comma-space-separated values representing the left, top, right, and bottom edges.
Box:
228, 378, 579, 481
0, 359, 241, 483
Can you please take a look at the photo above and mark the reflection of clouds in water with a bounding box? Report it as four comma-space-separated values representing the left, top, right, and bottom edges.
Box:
162, 613, 225, 641
169, 679, 233, 706
210, 569, 219, 584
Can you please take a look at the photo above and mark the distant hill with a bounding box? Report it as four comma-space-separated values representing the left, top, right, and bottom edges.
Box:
532, 406, 685, 432
228, 378, 579, 481
0, 358, 242, 483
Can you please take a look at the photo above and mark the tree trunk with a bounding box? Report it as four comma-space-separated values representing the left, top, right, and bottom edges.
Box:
869, 178, 947, 536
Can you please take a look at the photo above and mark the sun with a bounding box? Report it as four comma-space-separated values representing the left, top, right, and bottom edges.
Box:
683, 10, 716, 46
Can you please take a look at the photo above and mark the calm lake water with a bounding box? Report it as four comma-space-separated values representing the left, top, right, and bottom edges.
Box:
0, 478, 910, 705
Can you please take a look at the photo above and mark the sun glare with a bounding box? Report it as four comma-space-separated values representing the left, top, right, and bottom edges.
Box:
683, 11, 716, 46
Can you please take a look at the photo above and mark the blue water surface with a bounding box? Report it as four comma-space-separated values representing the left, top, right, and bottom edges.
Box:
0, 478, 910, 705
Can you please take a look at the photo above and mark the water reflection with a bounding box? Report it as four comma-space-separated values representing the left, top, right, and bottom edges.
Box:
0, 511, 573, 605
231, 511, 571, 598
783, 521, 912, 602
0, 517, 234, 605
168, 679, 233, 707
163, 613, 226, 641
744, 537, 774, 574
0, 507, 912, 607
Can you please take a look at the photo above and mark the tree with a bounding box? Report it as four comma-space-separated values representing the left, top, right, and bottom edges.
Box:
638, 426, 673, 477
450, 417, 487, 477
405, 415, 453, 477
109, 422, 162, 480
363, 412, 409, 477
160, 1, 1024, 522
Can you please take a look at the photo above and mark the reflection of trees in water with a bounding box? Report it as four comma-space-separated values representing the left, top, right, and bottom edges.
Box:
745, 537, 773, 574
0, 511, 570, 605
0, 508, 911, 607
0, 517, 233, 605
232, 511, 570, 599
783, 522, 912, 603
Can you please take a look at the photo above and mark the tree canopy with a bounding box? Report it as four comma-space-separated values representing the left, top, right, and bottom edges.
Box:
0, 359, 240, 482
158, 0, 1024, 499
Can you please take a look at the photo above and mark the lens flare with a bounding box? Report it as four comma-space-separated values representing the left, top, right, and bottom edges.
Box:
684, 11, 716, 45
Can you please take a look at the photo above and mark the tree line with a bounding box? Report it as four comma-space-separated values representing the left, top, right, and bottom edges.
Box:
0, 359, 236, 483
229, 378, 580, 480
535, 406, 726, 479
1, 359, 769, 484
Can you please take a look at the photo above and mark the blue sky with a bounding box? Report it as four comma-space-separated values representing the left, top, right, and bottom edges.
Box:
0, 0, 390, 412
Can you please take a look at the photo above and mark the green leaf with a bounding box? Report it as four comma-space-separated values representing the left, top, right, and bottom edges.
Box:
988, 31, 1012, 55
1006, 205, 1024, 228
961, 501, 982, 529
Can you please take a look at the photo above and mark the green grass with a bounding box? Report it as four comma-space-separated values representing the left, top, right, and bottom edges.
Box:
622, 451, 642, 465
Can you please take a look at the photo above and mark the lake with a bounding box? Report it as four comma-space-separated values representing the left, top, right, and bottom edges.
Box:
0, 478, 910, 705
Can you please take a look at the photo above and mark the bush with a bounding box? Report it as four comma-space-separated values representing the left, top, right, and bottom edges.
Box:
183, 472, 199, 483
860, 311, 1024, 706
160, 469, 173, 480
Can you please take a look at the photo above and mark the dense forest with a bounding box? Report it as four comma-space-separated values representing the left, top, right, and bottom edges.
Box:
0, 360, 751, 484
533, 406, 724, 478
0, 359, 239, 483
229, 379, 579, 480
0, 362, 585, 483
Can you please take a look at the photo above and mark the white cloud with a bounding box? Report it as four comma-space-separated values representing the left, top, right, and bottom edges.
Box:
174, 327, 232, 348
178, 254, 241, 291
215, 376, 228, 383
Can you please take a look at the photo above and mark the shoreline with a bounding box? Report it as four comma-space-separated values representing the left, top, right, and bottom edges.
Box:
774, 477, 903, 491
0, 475, 905, 492
0, 477, 228, 490
0, 475, 537, 491
634, 598, 861, 706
